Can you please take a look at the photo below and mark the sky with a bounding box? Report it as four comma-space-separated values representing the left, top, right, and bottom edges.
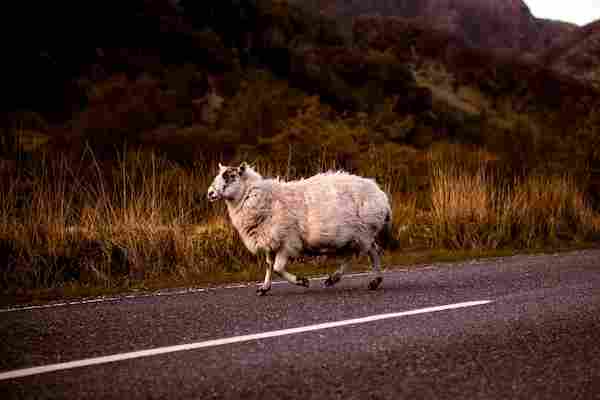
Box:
524, 0, 600, 26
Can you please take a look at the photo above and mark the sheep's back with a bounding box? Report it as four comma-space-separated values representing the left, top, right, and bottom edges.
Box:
283, 172, 390, 249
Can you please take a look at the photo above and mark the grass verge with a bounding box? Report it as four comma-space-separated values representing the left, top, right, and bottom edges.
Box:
1, 144, 599, 306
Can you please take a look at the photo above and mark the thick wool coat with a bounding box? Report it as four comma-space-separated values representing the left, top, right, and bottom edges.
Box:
226, 169, 391, 259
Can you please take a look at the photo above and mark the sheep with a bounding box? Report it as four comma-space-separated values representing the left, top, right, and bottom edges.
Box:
207, 161, 397, 295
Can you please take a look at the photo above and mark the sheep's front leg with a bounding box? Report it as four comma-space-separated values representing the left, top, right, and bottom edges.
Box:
257, 251, 273, 296
273, 252, 309, 288
324, 260, 349, 287
367, 244, 383, 290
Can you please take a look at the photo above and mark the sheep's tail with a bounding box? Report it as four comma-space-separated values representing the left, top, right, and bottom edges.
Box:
378, 210, 401, 251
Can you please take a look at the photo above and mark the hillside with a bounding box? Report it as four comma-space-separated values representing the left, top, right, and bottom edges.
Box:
2, 0, 598, 171
544, 20, 600, 89
291, 0, 577, 55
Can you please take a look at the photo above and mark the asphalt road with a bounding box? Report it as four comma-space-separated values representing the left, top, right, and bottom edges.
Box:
2, 249, 600, 399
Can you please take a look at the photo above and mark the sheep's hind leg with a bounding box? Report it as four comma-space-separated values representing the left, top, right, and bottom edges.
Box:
367, 244, 383, 290
324, 260, 348, 287
257, 251, 274, 296
273, 252, 309, 288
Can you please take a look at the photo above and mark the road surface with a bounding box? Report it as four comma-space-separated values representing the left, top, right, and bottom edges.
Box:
1, 249, 600, 399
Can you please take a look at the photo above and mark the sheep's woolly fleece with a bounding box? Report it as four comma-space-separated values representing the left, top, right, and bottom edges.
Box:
214, 165, 392, 259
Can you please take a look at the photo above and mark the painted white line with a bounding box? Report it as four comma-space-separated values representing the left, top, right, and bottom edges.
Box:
0, 288, 209, 314
0, 299, 492, 381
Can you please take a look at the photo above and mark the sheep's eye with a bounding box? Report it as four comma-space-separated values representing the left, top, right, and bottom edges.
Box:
223, 169, 237, 183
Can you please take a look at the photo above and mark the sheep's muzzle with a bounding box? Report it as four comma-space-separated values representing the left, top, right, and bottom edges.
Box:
207, 187, 220, 202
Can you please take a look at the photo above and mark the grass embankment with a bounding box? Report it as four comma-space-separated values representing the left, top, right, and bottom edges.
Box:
1, 145, 599, 306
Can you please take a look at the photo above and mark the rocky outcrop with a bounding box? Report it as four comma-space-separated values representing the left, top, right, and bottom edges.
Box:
543, 20, 600, 88
291, 0, 577, 55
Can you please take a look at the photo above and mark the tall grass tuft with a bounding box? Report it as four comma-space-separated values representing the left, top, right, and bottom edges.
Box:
428, 149, 600, 249
429, 156, 495, 248
0, 148, 261, 293
507, 174, 598, 247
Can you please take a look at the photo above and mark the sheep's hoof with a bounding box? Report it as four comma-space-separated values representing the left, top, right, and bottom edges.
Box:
297, 277, 310, 288
256, 286, 270, 296
368, 277, 383, 290
324, 273, 341, 287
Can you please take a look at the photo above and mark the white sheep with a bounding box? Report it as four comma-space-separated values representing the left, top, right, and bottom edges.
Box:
207, 162, 397, 295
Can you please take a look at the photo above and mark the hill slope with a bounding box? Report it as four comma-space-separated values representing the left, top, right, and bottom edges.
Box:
292, 0, 576, 54
544, 20, 600, 88
3, 0, 599, 178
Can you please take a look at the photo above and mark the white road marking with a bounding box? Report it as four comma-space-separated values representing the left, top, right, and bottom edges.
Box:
0, 299, 492, 381
0, 288, 206, 313
0, 272, 391, 313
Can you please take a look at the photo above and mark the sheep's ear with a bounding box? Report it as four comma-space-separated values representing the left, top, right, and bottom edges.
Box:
218, 163, 226, 171
239, 161, 248, 174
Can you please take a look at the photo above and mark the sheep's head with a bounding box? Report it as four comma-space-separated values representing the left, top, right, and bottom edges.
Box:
207, 162, 251, 202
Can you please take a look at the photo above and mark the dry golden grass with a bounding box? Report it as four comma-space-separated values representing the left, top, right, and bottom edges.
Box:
1, 144, 598, 297
427, 148, 600, 249
507, 174, 598, 246
429, 156, 494, 248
